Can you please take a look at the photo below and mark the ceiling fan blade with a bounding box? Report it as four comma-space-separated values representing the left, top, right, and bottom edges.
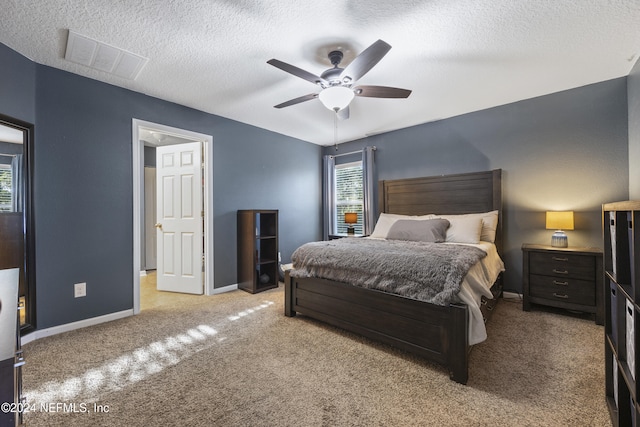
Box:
273, 93, 318, 109
267, 59, 327, 86
354, 85, 412, 99
340, 39, 391, 83
337, 106, 350, 121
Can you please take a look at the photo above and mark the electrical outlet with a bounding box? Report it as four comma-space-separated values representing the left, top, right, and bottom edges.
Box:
278, 252, 281, 262
74, 282, 87, 298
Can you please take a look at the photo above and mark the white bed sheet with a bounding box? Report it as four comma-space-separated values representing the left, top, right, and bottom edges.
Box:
449, 241, 505, 345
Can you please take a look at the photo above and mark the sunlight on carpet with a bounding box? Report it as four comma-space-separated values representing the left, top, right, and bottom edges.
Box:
24, 299, 275, 406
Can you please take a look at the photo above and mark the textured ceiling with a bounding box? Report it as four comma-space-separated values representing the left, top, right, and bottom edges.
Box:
2, 1, 640, 146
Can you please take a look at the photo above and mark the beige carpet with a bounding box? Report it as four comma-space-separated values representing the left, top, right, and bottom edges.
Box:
21, 279, 609, 426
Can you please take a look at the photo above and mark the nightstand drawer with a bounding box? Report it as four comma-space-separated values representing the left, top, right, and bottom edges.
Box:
529, 274, 595, 306
529, 252, 595, 281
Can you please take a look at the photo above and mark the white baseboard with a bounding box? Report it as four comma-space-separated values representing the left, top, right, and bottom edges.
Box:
21, 309, 134, 346
503, 291, 522, 300
21, 285, 238, 345
211, 283, 238, 294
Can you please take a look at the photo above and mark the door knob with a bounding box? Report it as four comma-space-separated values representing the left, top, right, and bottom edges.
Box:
155, 223, 163, 230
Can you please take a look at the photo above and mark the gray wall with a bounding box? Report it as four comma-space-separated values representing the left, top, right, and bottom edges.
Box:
325, 78, 629, 292
0, 44, 35, 124
629, 57, 640, 199
1, 43, 321, 329
143, 146, 156, 167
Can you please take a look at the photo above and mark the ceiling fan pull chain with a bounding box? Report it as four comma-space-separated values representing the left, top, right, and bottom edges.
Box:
334, 112, 338, 151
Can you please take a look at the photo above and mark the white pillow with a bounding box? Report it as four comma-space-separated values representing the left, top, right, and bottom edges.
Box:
441, 216, 483, 244
477, 210, 499, 242
369, 213, 435, 238
436, 210, 499, 242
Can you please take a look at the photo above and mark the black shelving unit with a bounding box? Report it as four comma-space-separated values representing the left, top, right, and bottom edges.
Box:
237, 210, 279, 294
604, 201, 640, 426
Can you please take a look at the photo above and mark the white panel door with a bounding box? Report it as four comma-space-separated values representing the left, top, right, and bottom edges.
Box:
156, 142, 203, 294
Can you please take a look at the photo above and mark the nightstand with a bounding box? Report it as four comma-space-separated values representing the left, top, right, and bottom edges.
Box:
522, 243, 603, 325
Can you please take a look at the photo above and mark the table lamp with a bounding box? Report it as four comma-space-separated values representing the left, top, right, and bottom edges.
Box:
344, 212, 358, 235
546, 211, 574, 248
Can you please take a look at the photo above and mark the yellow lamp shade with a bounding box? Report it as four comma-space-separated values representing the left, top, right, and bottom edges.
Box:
545, 211, 574, 230
344, 212, 358, 224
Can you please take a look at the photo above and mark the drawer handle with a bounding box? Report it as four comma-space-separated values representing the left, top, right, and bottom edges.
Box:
553, 280, 569, 286
553, 293, 569, 299
552, 269, 569, 275
552, 257, 569, 262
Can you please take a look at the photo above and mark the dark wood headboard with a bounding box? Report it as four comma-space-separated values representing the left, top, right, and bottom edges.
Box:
378, 169, 503, 255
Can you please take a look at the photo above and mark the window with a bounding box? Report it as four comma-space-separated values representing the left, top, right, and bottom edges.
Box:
334, 161, 363, 234
0, 164, 12, 212
323, 147, 375, 239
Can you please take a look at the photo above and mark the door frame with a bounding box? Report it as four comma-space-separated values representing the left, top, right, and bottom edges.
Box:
132, 119, 214, 314
0, 113, 36, 334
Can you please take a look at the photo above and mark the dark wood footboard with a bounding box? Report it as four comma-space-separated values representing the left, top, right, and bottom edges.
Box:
285, 270, 473, 384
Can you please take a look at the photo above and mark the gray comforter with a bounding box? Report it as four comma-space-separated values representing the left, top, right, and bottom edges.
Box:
290, 238, 487, 306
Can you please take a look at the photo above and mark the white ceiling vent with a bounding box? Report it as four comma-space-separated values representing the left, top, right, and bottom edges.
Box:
64, 30, 148, 80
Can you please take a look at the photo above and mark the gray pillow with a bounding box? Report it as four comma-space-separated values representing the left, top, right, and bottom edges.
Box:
386, 219, 450, 242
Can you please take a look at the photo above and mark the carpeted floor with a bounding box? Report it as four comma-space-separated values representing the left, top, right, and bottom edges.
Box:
20, 279, 610, 426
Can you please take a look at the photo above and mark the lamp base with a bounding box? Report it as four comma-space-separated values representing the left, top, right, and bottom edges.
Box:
346, 226, 355, 235
551, 230, 568, 248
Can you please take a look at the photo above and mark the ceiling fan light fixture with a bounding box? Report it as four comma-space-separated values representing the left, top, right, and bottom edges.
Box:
318, 86, 354, 112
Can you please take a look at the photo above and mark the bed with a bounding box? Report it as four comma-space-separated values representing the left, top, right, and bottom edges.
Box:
284, 169, 503, 384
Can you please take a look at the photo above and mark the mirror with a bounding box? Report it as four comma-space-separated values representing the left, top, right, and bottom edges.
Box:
0, 114, 35, 333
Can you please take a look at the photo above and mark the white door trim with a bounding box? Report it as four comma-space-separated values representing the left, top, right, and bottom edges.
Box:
132, 119, 214, 315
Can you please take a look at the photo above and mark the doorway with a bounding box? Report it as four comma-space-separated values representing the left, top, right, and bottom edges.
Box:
132, 119, 214, 315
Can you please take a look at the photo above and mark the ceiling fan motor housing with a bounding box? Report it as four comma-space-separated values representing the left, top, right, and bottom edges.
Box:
320, 50, 348, 87
320, 67, 345, 86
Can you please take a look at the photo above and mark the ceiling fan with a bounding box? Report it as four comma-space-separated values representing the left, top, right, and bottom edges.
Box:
267, 39, 411, 120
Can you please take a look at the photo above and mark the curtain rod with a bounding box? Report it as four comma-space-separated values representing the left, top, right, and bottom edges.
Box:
330, 146, 376, 158
0, 153, 17, 157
